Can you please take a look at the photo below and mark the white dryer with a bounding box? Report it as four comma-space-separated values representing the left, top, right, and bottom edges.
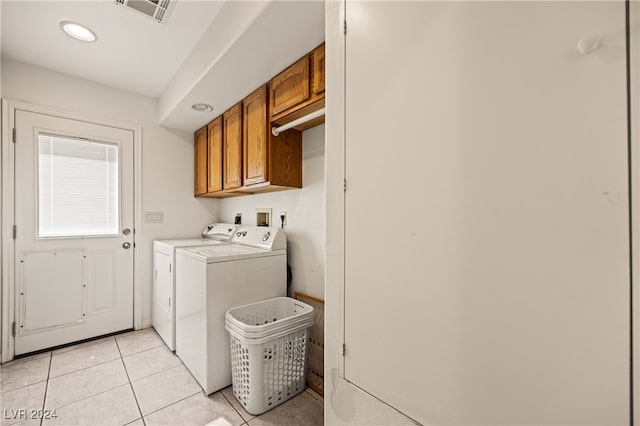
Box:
152, 223, 238, 351
175, 225, 287, 394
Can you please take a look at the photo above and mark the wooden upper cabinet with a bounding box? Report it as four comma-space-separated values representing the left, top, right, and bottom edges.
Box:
268, 129, 302, 189
270, 43, 325, 131
243, 85, 269, 186
194, 126, 207, 196
312, 43, 325, 95
223, 103, 243, 190
270, 56, 310, 117
194, 43, 323, 197
207, 116, 223, 193
243, 84, 303, 191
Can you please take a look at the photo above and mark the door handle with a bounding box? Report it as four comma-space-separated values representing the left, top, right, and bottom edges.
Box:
123, 242, 131, 249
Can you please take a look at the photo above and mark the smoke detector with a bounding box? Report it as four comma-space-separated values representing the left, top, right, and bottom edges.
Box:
115, 0, 173, 24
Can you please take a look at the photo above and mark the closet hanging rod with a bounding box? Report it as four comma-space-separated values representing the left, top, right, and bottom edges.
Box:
271, 108, 325, 136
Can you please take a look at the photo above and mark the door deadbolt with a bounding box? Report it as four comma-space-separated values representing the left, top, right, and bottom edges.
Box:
123, 242, 131, 249
123, 228, 131, 235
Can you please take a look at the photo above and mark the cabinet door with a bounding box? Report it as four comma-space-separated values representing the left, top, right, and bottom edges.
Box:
243, 85, 268, 186
194, 126, 207, 196
270, 56, 309, 116
223, 103, 243, 189
312, 43, 325, 95
207, 116, 223, 193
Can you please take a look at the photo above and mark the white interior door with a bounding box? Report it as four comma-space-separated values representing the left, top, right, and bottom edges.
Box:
14, 109, 134, 355
344, 1, 629, 424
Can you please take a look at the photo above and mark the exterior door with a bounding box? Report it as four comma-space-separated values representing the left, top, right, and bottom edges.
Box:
14, 109, 134, 355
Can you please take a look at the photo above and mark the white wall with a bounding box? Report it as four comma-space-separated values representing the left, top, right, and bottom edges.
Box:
1, 59, 219, 328
327, 1, 635, 425
219, 125, 325, 300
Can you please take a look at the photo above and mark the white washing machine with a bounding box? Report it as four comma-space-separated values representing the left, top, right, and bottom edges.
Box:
152, 223, 238, 351
175, 225, 287, 394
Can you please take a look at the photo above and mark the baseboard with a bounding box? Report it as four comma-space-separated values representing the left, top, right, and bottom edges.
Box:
141, 319, 153, 329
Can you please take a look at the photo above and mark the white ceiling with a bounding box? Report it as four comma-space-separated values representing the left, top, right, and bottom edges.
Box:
0, 0, 325, 132
1, 0, 225, 98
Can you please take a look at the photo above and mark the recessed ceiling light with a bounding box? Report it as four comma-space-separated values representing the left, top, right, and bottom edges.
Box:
192, 103, 214, 113
60, 21, 97, 42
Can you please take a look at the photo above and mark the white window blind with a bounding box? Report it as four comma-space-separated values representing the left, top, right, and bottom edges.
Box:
38, 134, 119, 238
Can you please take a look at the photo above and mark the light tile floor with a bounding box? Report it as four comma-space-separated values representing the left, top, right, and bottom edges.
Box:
0, 329, 323, 426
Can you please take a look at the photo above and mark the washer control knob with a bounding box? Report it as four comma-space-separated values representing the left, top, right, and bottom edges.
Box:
236, 232, 242, 237
262, 232, 271, 242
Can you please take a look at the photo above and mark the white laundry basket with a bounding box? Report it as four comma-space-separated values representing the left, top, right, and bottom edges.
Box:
225, 297, 314, 415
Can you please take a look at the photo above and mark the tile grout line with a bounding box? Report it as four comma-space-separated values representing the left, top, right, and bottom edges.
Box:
45, 329, 136, 358
0, 354, 53, 396
118, 343, 180, 383
141, 390, 202, 419
7, 334, 163, 424
114, 337, 147, 426
47, 356, 121, 381
49, 337, 114, 357
220, 388, 254, 424
39, 352, 53, 426
41, 357, 132, 415
125, 358, 191, 385
125, 362, 183, 384
157, 358, 254, 423
139, 356, 249, 421
118, 343, 166, 360
40, 341, 129, 413
45, 383, 135, 418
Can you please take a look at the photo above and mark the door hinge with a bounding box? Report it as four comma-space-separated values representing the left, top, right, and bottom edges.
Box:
12, 128, 16, 143
343, 179, 347, 192
342, 343, 346, 356
343, 20, 347, 35
169, 297, 171, 307
169, 264, 172, 273
12, 322, 16, 337
12, 225, 17, 240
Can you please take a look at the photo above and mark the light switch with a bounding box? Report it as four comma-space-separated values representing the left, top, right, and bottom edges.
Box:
145, 211, 164, 224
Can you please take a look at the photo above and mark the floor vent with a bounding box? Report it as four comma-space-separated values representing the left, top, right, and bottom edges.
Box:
115, 0, 172, 24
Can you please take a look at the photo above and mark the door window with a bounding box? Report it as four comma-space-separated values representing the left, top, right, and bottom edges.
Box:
37, 133, 119, 238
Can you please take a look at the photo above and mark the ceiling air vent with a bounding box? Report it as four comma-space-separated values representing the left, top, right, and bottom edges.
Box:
115, 0, 173, 24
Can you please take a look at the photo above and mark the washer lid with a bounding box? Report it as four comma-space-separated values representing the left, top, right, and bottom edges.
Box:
153, 238, 225, 254
177, 244, 285, 263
